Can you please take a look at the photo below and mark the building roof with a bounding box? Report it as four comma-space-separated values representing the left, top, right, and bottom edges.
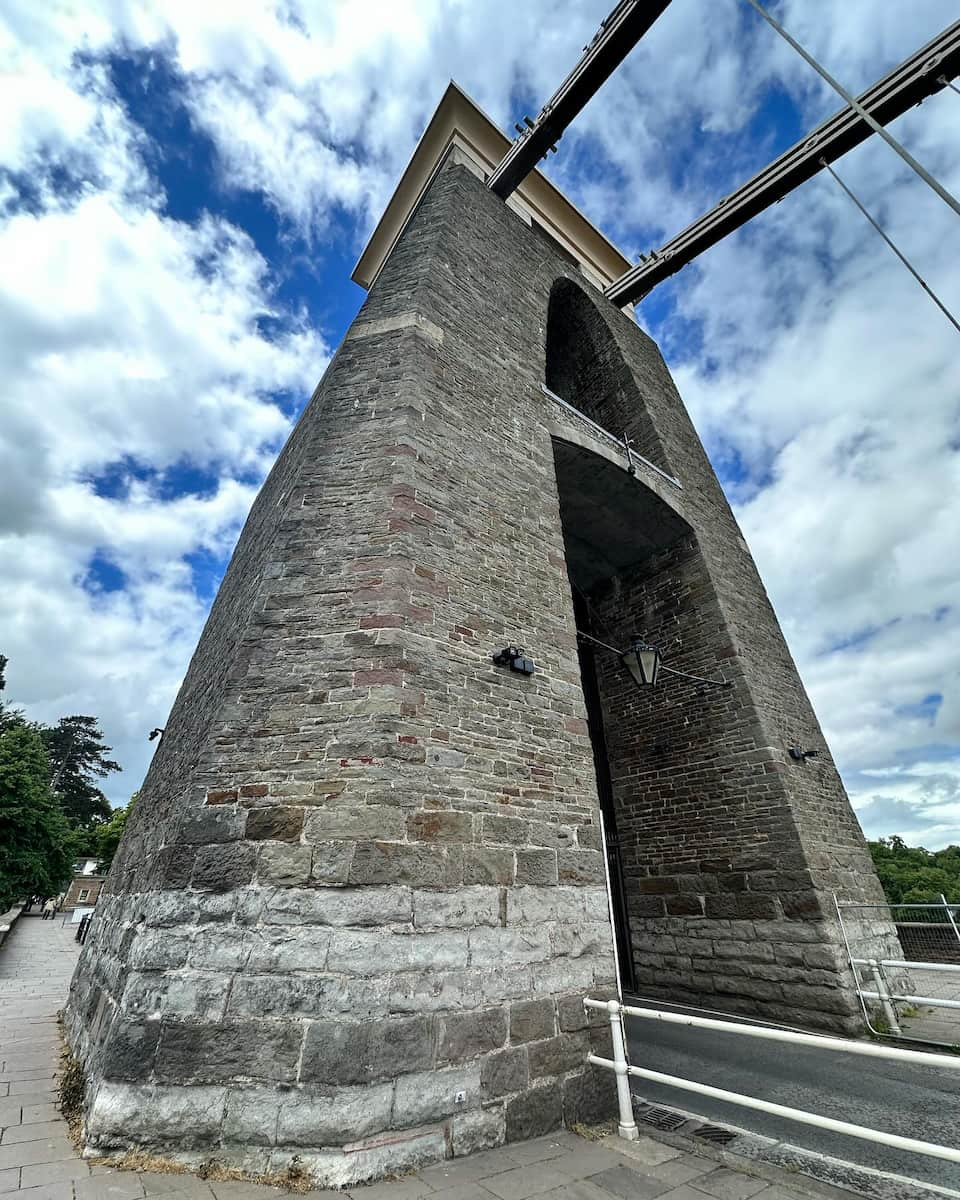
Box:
352, 82, 632, 295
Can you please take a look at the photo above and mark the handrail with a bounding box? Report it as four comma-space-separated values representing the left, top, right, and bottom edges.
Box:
584, 996, 960, 1166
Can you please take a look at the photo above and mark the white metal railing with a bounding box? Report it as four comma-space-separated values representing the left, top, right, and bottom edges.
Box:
851, 956, 960, 1031
584, 996, 960, 1164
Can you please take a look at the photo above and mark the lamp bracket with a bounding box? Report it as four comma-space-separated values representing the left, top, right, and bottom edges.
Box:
493, 646, 535, 675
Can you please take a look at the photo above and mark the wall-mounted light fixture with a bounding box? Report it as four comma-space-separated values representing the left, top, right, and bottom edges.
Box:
492, 646, 536, 675
578, 631, 731, 692
788, 746, 819, 762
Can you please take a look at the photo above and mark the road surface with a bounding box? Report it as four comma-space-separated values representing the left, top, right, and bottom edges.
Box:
624, 998, 960, 1193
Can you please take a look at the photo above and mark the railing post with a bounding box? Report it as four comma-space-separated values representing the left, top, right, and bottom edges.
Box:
869, 959, 902, 1035
604, 999, 639, 1140
940, 893, 960, 948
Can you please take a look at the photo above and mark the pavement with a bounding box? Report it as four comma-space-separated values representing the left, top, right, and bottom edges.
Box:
0, 913, 859, 1200
894, 967, 960, 1046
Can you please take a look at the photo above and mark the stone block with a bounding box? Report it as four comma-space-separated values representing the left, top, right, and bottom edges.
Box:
413, 887, 500, 929
222, 1087, 281, 1145
480, 1046, 528, 1099
481, 814, 530, 846
439, 1007, 507, 1062
177, 807, 244, 844
263, 886, 412, 927
509, 999, 556, 1044
408, 810, 474, 843
556, 994, 595, 1033
189, 927, 248, 970
576, 824, 602, 851
86, 1082, 226, 1149
468, 928, 551, 969
562, 1066, 617, 1127
504, 1083, 562, 1142
278, 1083, 394, 1145
311, 841, 354, 885
128, 931, 190, 971
301, 1016, 435, 1085
155, 845, 197, 889
393, 1064, 480, 1126
244, 927, 330, 973
327, 929, 468, 976
154, 1020, 302, 1083
304, 806, 406, 842
463, 846, 515, 885
99, 1018, 161, 1082
515, 850, 558, 886
450, 1107, 505, 1156
191, 843, 257, 892
245, 806, 304, 842
349, 842, 462, 887
526, 1033, 587, 1079
258, 843, 313, 886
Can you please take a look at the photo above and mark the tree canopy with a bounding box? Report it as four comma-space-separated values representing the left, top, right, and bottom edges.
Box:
868, 836, 960, 905
0, 654, 126, 902
0, 722, 74, 909
42, 715, 119, 829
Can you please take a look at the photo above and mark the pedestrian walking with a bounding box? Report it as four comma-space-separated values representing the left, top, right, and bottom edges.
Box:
42, 898, 56, 920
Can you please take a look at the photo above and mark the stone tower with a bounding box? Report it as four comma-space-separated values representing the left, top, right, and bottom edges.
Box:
65, 84, 897, 1184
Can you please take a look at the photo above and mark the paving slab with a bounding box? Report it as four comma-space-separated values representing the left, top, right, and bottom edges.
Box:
482, 1165, 573, 1200
139, 1175, 215, 1198
0, 1125, 70, 1147
691, 1172, 769, 1200
587, 1166, 671, 1200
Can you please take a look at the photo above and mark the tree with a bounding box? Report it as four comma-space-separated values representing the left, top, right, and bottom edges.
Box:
42, 715, 120, 829
0, 723, 74, 909
869, 836, 960, 905
94, 794, 136, 871
0, 654, 24, 735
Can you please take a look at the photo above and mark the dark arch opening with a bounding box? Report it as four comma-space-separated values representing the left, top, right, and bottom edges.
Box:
545, 277, 665, 466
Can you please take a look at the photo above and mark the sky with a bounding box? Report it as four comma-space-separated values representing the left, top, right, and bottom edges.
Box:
1, 0, 958, 850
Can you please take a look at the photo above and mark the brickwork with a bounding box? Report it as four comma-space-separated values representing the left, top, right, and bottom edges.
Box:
66, 158, 897, 1179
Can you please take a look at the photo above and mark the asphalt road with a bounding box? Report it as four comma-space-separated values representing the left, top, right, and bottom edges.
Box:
623, 998, 960, 1192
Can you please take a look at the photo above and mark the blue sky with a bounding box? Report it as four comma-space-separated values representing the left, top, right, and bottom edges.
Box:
1, 0, 958, 847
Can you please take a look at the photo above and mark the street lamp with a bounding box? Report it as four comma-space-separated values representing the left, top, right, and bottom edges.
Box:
620, 639, 661, 688
578, 631, 730, 691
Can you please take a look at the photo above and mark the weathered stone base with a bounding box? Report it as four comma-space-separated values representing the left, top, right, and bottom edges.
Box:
82, 1064, 613, 1187
67, 882, 616, 1183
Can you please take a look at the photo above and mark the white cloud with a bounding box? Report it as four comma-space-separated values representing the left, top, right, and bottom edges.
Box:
0, 2, 327, 804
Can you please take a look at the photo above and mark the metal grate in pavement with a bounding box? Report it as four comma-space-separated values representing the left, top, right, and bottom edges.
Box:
638, 1105, 688, 1132
693, 1124, 738, 1145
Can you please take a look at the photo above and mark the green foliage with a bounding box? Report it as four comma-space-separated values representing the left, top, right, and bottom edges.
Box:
869, 835, 960, 905
93, 794, 136, 870
0, 654, 126, 899
0, 723, 74, 909
42, 715, 119, 829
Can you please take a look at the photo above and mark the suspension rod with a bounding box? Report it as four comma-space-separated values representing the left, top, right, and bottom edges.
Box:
605, 19, 960, 307
488, 0, 673, 200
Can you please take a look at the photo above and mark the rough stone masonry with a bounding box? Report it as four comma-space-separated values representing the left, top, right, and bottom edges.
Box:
65, 156, 899, 1184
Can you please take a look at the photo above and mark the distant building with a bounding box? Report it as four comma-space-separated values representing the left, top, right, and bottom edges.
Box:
63, 874, 106, 910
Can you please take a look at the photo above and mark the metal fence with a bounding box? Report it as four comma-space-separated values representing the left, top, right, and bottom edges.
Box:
836, 895, 960, 1046
586, 996, 960, 1164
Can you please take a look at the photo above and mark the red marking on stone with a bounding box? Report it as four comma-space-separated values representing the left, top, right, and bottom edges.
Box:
205, 788, 237, 805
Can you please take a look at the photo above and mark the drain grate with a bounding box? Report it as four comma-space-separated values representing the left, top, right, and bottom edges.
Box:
639, 1106, 687, 1132
693, 1124, 737, 1145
